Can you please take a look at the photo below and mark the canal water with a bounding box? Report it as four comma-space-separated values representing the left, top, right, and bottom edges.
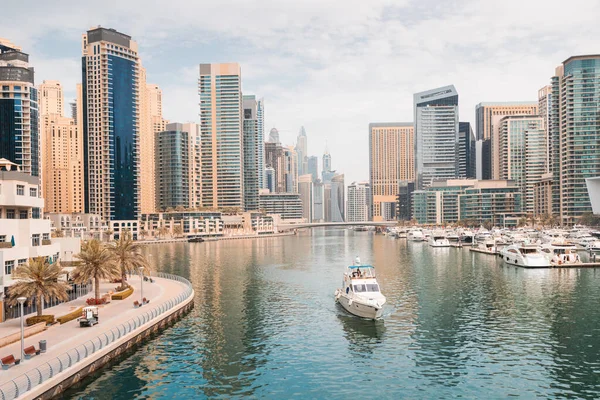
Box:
66, 230, 600, 399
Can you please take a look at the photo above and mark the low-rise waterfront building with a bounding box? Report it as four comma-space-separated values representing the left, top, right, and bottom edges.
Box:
140, 211, 224, 238
45, 212, 109, 240
259, 191, 303, 220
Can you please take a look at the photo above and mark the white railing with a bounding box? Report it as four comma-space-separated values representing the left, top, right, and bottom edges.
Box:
0, 272, 193, 400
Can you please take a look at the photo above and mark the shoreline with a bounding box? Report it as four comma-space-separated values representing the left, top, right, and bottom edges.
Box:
138, 231, 295, 245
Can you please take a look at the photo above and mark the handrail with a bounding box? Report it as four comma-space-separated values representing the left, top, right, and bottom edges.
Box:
0, 272, 193, 400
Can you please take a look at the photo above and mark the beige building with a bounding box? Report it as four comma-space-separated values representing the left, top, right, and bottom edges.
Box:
39, 80, 84, 213
139, 67, 168, 214
369, 123, 414, 221
475, 102, 538, 179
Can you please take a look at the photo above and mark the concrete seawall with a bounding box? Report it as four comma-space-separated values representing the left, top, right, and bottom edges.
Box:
0, 273, 194, 400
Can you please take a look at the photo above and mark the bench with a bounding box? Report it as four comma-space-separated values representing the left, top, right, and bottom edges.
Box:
24, 345, 40, 360
143, 297, 150, 305
1, 355, 20, 369
133, 300, 141, 308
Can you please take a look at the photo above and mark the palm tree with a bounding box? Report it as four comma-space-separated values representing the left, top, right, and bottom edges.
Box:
52, 229, 64, 238
103, 229, 114, 242
173, 224, 183, 238
108, 231, 149, 289
158, 226, 169, 239
73, 239, 119, 300
8, 257, 71, 316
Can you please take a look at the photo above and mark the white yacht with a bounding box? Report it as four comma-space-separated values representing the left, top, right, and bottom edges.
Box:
447, 234, 462, 247
540, 242, 581, 265
429, 233, 450, 247
408, 230, 424, 241
335, 257, 386, 319
499, 244, 550, 268
470, 240, 497, 254
585, 240, 600, 254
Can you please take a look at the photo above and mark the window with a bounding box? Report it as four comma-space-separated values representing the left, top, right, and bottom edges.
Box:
32, 234, 40, 247
29, 187, 37, 197
43, 233, 49, 241
32, 208, 40, 219
6, 209, 15, 219
16, 185, 24, 195
18, 259, 27, 266
5, 261, 14, 275
19, 210, 27, 219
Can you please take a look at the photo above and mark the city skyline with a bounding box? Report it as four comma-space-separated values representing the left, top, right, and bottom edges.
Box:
3, 1, 598, 186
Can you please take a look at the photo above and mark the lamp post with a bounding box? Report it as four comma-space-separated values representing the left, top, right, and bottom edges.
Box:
138, 267, 144, 305
17, 297, 26, 362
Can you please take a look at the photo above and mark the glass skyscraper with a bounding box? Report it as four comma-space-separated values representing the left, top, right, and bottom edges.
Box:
82, 27, 140, 220
0, 40, 39, 176
414, 85, 459, 189
243, 95, 260, 211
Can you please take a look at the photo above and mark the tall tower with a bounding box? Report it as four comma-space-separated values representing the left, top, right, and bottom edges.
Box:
199, 63, 243, 209
295, 126, 308, 175
38, 80, 63, 116
307, 156, 318, 182
553, 55, 600, 224
0, 39, 39, 177
347, 181, 371, 222
257, 98, 265, 189
268, 127, 280, 143
369, 123, 414, 221
243, 95, 260, 211
414, 85, 459, 189
322, 147, 334, 183
298, 174, 313, 221
82, 27, 141, 220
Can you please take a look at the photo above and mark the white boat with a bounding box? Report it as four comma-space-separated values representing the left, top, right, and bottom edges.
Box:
471, 240, 497, 254
540, 242, 581, 265
499, 244, 550, 268
429, 234, 450, 247
335, 257, 386, 319
585, 240, 600, 254
447, 234, 462, 247
408, 230, 424, 241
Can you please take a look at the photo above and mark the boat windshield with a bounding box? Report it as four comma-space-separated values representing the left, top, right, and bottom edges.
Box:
521, 248, 539, 254
353, 284, 380, 293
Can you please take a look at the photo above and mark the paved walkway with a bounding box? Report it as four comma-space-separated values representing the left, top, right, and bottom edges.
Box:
0, 276, 187, 383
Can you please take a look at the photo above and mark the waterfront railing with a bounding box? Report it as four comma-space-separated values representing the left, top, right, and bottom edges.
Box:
0, 272, 193, 400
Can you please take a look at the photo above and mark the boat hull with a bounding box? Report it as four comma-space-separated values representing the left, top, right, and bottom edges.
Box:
335, 291, 384, 319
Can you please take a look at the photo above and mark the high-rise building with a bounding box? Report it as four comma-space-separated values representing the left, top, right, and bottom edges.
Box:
264, 167, 275, 193
313, 179, 324, 222
257, 98, 265, 189
268, 127, 279, 143
295, 126, 308, 176
39, 80, 84, 213
458, 122, 476, 179
307, 156, 318, 182
82, 27, 141, 220
498, 116, 546, 214
0, 39, 39, 177
243, 95, 261, 211
284, 146, 298, 193
322, 148, 331, 174
155, 123, 201, 211
476, 139, 491, 180
265, 140, 297, 194
475, 102, 538, 180
397, 181, 415, 221
298, 174, 313, 222
414, 85, 459, 189
199, 63, 243, 209
551, 56, 600, 223
347, 181, 371, 222
259, 192, 303, 220
331, 174, 345, 222
369, 123, 414, 221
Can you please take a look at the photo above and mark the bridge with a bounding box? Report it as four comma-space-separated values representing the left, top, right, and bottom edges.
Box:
277, 221, 398, 230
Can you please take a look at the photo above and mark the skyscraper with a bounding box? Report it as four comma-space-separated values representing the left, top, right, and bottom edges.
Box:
347, 181, 371, 222
199, 63, 243, 209
458, 122, 476, 179
256, 98, 265, 189
243, 95, 261, 211
268, 127, 279, 143
39, 80, 83, 213
155, 122, 200, 211
538, 85, 559, 216
82, 27, 141, 220
475, 102, 538, 180
414, 85, 459, 189
322, 148, 335, 183
265, 140, 297, 194
369, 123, 414, 221
330, 174, 345, 222
264, 167, 275, 193
307, 156, 318, 182
298, 174, 313, 221
313, 179, 324, 221
285, 145, 298, 193
295, 126, 308, 176
0, 39, 39, 176
552, 55, 600, 223
498, 116, 546, 214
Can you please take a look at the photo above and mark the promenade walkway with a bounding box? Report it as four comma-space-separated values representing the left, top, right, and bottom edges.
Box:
0, 276, 187, 384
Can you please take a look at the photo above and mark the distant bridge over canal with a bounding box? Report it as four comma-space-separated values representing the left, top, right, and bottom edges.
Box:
277, 221, 398, 230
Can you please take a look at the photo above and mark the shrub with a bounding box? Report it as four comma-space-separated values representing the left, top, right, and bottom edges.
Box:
86, 298, 107, 305
25, 315, 55, 326
57, 307, 83, 324
112, 287, 134, 300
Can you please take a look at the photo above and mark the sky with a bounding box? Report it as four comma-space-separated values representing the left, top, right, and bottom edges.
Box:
3, 0, 600, 186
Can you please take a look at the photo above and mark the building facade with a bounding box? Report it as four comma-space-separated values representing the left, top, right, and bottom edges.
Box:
199, 63, 243, 209
313, 179, 324, 222
256, 98, 265, 189
296, 126, 308, 176
307, 156, 318, 182
82, 27, 141, 220
347, 181, 371, 222
414, 85, 459, 190
458, 122, 476, 179
243, 95, 261, 211
331, 174, 345, 222
0, 39, 39, 177
369, 122, 414, 221
259, 192, 303, 220
298, 174, 313, 222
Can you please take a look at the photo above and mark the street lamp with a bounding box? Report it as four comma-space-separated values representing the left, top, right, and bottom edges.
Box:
138, 267, 144, 305
17, 297, 26, 362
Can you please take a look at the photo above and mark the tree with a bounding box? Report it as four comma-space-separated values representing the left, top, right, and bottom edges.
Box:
175, 205, 186, 212
139, 229, 148, 239
103, 229, 114, 242
482, 220, 493, 230
73, 240, 119, 300
108, 231, 149, 289
517, 217, 527, 228
8, 257, 71, 316
157, 226, 169, 239
173, 224, 183, 238
52, 229, 64, 238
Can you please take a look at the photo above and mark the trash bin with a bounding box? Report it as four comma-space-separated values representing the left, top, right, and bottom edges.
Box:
39, 340, 47, 353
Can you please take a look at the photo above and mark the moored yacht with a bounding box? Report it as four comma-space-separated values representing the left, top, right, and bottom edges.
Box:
540, 242, 581, 265
499, 244, 550, 268
408, 229, 424, 241
335, 257, 386, 319
429, 233, 450, 247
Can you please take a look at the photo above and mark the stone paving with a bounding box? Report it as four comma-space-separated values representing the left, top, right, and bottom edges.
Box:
0, 276, 187, 383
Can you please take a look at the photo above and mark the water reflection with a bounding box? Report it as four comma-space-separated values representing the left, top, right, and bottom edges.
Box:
338, 312, 386, 357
